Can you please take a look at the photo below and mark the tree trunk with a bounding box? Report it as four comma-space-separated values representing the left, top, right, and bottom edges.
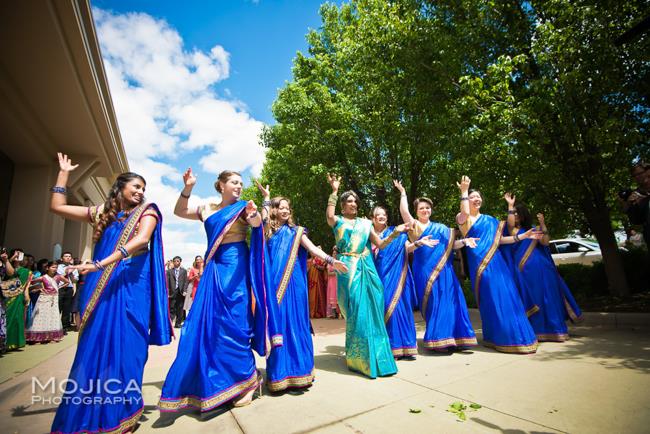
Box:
582, 195, 630, 297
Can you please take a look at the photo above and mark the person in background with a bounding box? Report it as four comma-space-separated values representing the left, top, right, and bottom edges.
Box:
26, 261, 67, 344
6, 249, 29, 350
621, 161, 650, 253
326, 246, 340, 318
184, 255, 203, 314
56, 251, 78, 331
0, 248, 17, 354
166, 256, 188, 328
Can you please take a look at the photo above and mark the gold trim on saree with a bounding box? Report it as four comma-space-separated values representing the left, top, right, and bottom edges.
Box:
518, 239, 537, 271
79, 203, 149, 336
564, 298, 583, 323
392, 347, 418, 357
526, 305, 540, 317
483, 340, 538, 354
205, 208, 246, 263
423, 336, 478, 349
158, 373, 258, 412
384, 249, 408, 323
267, 370, 315, 392
536, 333, 569, 342
474, 221, 506, 307
99, 406, 143, 434
276, 227, 304, 305
421, 227, 455, 316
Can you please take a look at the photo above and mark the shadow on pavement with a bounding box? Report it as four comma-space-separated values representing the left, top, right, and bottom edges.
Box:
471, 417, 558, 434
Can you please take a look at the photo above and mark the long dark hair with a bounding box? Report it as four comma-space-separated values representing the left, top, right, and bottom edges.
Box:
93, 172, 146, 243
514, 202, 533, 229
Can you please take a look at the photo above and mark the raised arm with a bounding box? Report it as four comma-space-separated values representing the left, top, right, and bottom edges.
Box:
504, 192, 516, 233
255, 180, 271, 222
50, 153, 91, 222
536, 213, 550, 246
370, 223, 408, 250
67, 212, 159, 275
393, 180, 414, 223
326, 173, 340, 228
300, 234, 348, 273
174, 168, 201, 220
455, 175, 471, 225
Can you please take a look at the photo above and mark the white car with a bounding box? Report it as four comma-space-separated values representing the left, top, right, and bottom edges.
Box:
548, 239, 603, 266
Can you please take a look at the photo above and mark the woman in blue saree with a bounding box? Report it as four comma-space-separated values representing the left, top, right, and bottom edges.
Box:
159, 169, 279, 413
256, 184, 348, 392
503, 196, 583, 341
393, 181, 479, 352
50, 153, 172, 434
370, 206, 419, 359
456, 175, 541, 354
325, 174, 406, 378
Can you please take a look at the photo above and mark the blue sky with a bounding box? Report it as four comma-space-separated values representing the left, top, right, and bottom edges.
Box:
93, 0, 328, 124
90, 0, 340, 260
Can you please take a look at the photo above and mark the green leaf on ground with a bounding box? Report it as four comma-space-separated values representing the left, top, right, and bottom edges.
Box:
409, 408, 421, 414
470, 403, 482, 409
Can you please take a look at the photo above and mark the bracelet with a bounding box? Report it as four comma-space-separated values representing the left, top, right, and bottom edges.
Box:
51, 186, 67, 194
327, 193, 338, 206
460, 197, 469, 201
513, 233, 520, 242
461, 238, 467, 246
93, 260, 105, 271
325, 255, 335, 265
179, 191, 191, 199
248, 211, 259, 219
262, 200, 271, 207
507, 210, 516, 215
118, 246, 129, 258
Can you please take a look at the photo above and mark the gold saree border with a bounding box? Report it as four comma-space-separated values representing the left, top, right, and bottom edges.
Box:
421, 227, 455, 316
276, 227, 304, 305
483, 340, 538, 354
518, 239, 537, 271
474, 221, 506, 307
537, 333, 569, 342
392, 347, 418, 357
267, 370, 315, 392
384, 250, 408, 323
423, 336, 478, 349
79, 203, 148, 336
158, 373, 258, 412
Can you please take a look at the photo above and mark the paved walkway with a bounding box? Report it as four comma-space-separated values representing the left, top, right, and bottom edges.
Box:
1, 315, 649, 433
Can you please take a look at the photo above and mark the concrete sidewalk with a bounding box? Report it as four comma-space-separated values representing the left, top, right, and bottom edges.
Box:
1, 317, 650, 434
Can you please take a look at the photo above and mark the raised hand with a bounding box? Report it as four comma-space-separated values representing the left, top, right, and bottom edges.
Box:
332, 260, 349, 273
183, 168, 197, 188
464, 237, 480, 248
327, 173, 341, 192
393, 179, 406, 194
255, 180, 270, 199
245, 200, 258, 218
456, 175, 471, 193
57, 153, 79, 172
521, 228, 543, 240
503, 192, 516, 207
419, 235, 440, 248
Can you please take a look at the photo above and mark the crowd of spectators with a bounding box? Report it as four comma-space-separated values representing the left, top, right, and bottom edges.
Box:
0, 247, 87, 354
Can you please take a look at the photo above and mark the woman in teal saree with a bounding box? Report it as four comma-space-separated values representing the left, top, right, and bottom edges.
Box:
325, 174, 406, 378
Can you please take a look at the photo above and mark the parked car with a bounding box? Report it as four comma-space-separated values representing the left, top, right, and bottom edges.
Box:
548, 238, 603, 266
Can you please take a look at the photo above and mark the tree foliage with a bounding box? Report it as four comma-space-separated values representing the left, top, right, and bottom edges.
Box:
254, 0, 649, 294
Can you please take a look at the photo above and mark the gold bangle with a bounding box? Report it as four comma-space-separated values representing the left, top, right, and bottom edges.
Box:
328, 193, 338, 206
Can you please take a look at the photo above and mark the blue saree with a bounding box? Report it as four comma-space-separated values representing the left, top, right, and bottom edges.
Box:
462, 214, 537, 354
51, 203, 171, 434
266, 224, 314, 392
374, 226, 417, 358
334, 217, 397, 378
506, 229, 583, 341
159, 200, 279, 412
410, 222, 477, 350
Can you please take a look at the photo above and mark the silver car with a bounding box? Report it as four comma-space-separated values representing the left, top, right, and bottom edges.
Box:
548, 239, 603, 266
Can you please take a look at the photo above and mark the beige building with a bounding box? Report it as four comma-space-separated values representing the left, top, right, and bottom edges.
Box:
0, 1, 128, 260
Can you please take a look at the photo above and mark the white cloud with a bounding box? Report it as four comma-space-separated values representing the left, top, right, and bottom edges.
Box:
93, 8, 266, 262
